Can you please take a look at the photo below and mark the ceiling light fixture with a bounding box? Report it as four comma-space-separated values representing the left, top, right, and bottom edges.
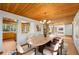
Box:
40, 11, 51, 24
40, 20, 51, 24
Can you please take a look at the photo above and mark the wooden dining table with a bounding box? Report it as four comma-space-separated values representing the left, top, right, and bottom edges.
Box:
26, 35, 53, 54
27, 35, 52, 47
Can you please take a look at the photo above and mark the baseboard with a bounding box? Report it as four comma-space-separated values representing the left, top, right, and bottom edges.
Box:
65, 35, 72, 37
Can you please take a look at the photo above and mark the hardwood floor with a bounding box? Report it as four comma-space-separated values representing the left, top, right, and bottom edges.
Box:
64, 36, 78, 55
2, 40, 16, 55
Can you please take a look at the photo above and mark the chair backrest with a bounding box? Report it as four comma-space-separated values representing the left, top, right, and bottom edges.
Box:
54, 43, 59, 51
58, 38, 63, 44
16, 44, 24, 53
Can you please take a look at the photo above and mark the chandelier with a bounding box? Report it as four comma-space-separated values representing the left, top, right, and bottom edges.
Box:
40, 20, 51, 24
39, 11, 51, 24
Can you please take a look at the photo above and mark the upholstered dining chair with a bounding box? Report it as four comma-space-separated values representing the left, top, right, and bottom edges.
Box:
16, 44, 35, 55
43, 43, 59, 55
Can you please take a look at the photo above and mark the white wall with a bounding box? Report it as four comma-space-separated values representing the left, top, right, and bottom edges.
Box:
53, 25, 65, 38
0, 17, 3, 52
17, 20, 43, 45
17, 21, 43, 45
73, 10, 79, 53
29, 22, 37, 34
65, 24, 72, 35
0, 10, 43, 45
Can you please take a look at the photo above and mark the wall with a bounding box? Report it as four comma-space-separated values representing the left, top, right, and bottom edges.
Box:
73, 10, 79, 53
0, 10, 43, 45
16, 19, 43, 45
53, 25, 65, 37
65, 24, 72, 35
29, 21, 43, 35
0, 17, 3, 52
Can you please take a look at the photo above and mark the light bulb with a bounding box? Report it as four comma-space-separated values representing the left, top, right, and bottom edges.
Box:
47, 20, 51, 24
40, 21, 42, 23
43, 20, 46, 23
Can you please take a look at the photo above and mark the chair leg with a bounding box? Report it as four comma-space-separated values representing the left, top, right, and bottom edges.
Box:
0, 51, 3, 55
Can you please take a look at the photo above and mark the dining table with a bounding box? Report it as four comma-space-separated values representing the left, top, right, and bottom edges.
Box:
27, 35, 52, 47
27, 34, 55, 54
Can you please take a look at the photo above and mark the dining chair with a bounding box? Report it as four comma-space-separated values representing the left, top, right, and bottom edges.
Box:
43, 43, 59, 55
16, 44, 35, 55
0, 50, 3, 55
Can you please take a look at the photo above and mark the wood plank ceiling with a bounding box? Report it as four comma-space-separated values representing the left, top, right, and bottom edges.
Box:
0, 3, 79, 24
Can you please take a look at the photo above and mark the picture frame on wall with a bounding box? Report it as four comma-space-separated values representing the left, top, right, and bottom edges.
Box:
21, 23, 30, 33
59, 27, 63, 31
